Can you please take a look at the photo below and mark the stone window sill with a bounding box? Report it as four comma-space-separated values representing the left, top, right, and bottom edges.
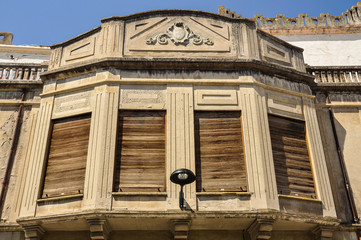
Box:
278, 194, 321, 202
196, 192, 252, 196
37, 194, 83, 203
112, 192, 167, 196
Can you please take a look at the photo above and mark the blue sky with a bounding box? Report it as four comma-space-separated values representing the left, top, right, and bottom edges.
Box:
1, 0, 358, 46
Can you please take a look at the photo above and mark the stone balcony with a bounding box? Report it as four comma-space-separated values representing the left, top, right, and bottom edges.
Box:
0, 65, 47, 81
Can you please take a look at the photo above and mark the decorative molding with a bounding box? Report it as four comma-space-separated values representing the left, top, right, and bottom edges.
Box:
261, 40, 291, 66
267, 93, 303, 119
119, 86, 166, 110
146, 22, 214, 46
196, 89, 238, 105
64, 37, 96, 62
190, 17, 230, 40
53, 91, 91, 118
129, 17, 168, 39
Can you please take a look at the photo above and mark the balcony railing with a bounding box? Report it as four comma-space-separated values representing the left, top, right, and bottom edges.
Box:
308, 68, 361, 84
0, 65, 47, 81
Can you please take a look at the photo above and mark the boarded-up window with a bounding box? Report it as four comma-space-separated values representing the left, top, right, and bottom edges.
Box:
114, 110, 166, 192
268, 114, 316, 199
42, 114, 91, 198
195, 111, 247, 192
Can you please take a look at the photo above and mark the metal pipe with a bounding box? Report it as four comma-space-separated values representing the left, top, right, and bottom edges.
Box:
326, 95, 360, 224
179, 185, 184, 210
0, 90, 26, 218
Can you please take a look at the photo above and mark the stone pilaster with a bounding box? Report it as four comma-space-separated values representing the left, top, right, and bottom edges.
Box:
171, 219, 191, 240
20, 97, 54, 217
166, 85, 196, 210
312, 226, 334, 240
23, 225, 45, 240
87, 218, 111, 240
303, 98, 337, 217
240, 85, 279, 210
83, 84, 119, 210
246, 218, 274, 240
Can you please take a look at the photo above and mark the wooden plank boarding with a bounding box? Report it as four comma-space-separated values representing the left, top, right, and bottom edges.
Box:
42, 114, 91, 198
195, 111, 248, 192
114, 110, 166, 192
268, 114, 316, 199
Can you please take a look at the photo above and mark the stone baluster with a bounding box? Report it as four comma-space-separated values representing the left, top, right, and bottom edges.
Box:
3, 68, 10, 80
332, 71, 340, 83
29, 67, 36, 80
23, 68, 30, 80
36, 68, 41, 80
327, 71, 333, 83
9, 68, 16, 80
17, 68, 23, 80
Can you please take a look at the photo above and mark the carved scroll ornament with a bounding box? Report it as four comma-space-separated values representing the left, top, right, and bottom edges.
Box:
146, 22, 214, 46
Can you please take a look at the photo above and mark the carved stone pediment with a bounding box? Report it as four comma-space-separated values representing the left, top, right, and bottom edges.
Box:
145, 22, 214, 46
124, 16, 234, 57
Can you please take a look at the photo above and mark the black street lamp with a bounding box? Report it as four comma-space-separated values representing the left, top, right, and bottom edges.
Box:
170, 168, 196, 210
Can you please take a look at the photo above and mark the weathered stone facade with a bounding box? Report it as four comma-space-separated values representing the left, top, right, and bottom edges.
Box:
0, 2, 360, 240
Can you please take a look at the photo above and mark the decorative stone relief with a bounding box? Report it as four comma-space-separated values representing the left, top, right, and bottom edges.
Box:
120, 86, 166, 110
194, 88, 241, 110
146, 22, 214, 46
63, 37, 96, 62
53, 91, 91, 118
49, 47, 62, 70
267, 93, 303, 119
261, 39, 291, 66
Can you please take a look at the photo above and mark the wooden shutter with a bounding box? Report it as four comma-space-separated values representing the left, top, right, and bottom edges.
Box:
195, 111, 247, 192
42, 114, 91, 198
114, 110, 166, 192
268, 114, 316, 198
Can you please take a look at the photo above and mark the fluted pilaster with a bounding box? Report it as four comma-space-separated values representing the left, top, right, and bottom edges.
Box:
83, 85, 119, 209
166, 85, 196, 210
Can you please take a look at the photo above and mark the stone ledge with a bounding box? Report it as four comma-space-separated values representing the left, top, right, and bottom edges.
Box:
112, 192, 167, 196
196, 192, 252, 196
36, 194, 83, 203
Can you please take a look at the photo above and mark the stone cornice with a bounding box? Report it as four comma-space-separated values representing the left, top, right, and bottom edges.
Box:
0, 44, 50, 54
40, 57, 314, 84
0, 80, 43, 89
101, 9, 255, 25
263, 26, 361, 36
17, 210, 340, 228
312, 83, 361, 92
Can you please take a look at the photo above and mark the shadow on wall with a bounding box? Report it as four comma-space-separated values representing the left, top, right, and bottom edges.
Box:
332, 108, 360, 222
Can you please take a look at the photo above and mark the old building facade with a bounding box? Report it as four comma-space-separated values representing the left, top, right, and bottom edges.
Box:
0, 2, 361, 240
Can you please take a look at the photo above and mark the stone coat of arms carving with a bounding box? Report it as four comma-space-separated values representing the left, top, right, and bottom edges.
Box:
146, 22, 214, 46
